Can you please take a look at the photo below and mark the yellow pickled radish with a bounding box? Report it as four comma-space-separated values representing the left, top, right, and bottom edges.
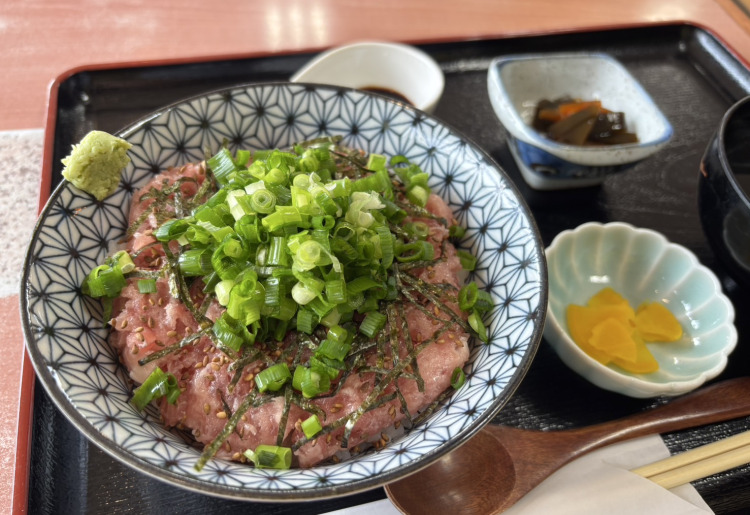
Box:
588, 318, 637, 362
612, 334, 660, 374
587, 287, 630, 308
565, 288, 684, 374
635, 302, 683, 342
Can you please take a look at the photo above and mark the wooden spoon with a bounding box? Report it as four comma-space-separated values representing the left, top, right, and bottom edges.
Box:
385, 377, 750, 515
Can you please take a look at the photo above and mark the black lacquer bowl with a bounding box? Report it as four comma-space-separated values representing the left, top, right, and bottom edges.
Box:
699, 95, 750, 288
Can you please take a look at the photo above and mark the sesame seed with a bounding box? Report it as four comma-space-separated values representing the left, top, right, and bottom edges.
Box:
135, 333, 145, 342
331, 456, 340, 463
194, 362, 204, 369
148, 298, 155, 306
131, 346, 139, 354
211, 363, 220, 371
135, 326, 144, 333
216, 411, 227, 419
381, 433, 389, 442
158, 298, 164, 306
147, 317, 154, 328
206, 374, 216, 382
395, 421, 401, 429
244, 374, 254, 382
120, 320, 128, 329
224, 442, 231, 452
326, 434, 332, 444
203, 404, 210, 414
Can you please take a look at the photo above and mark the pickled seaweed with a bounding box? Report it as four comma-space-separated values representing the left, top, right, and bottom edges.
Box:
532, 98, 638, 146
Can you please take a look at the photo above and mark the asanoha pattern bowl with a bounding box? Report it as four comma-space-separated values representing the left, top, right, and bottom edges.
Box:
21, 83, 546, 500
544, 222, 736, 398
487, 53, 673, 190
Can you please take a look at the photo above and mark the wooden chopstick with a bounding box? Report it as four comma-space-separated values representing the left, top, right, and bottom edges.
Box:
632, 430, 750, 489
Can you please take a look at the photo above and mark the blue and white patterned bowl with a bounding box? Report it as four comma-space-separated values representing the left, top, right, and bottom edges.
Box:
544, 222, 736, 398
21, 83, 547, 500
487, 53, 673, 190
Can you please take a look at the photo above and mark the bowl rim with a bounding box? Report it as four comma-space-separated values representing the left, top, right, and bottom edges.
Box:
714, 94, 750, 209
289, 40, 445, 113
20, 81, 547, 500
544, 221, 736, 398
487, 52, 674, 164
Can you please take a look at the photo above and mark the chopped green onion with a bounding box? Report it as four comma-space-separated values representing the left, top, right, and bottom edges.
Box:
300, 415, 322, 439
82, 265, 126, 298
111, 250, 135, 274
178, 248, 213, 276
251, 189, 276, 214
296, 308, 317, 334
326, 324, 348, 345
449, 224, 466, 239
154, 219, 190, 242
468, 310, 489, 343
451, 367, 466, 389
316, 338, 351, 361
131, 367, 180, 411
458, 282, 478, 311
244, 445, 292, 469
325, 278, 347, 304
137, 278, 157, 294
359, 311, 387, 338
212, 312, 248, 351
396, 240, 434, 263
255, 363, 291, 393
293, 365, 331, 398
457, 249, 477, 271
474, 289, 494, 315
207, 147, 239, 185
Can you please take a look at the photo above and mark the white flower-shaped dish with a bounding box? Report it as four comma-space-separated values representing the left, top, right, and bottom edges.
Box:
21, 83, 546, 500
291, 41, 444, 113
544, 222, 736, 398
487, 52, 673, 190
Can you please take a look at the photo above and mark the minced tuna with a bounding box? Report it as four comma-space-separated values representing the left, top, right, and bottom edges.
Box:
109, 157, 473, 468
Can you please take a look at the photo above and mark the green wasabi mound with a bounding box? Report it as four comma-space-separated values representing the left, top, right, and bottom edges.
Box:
61, 130, 132, 201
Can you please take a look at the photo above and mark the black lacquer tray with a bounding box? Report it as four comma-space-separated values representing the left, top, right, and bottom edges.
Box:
31, 24, 750, 514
